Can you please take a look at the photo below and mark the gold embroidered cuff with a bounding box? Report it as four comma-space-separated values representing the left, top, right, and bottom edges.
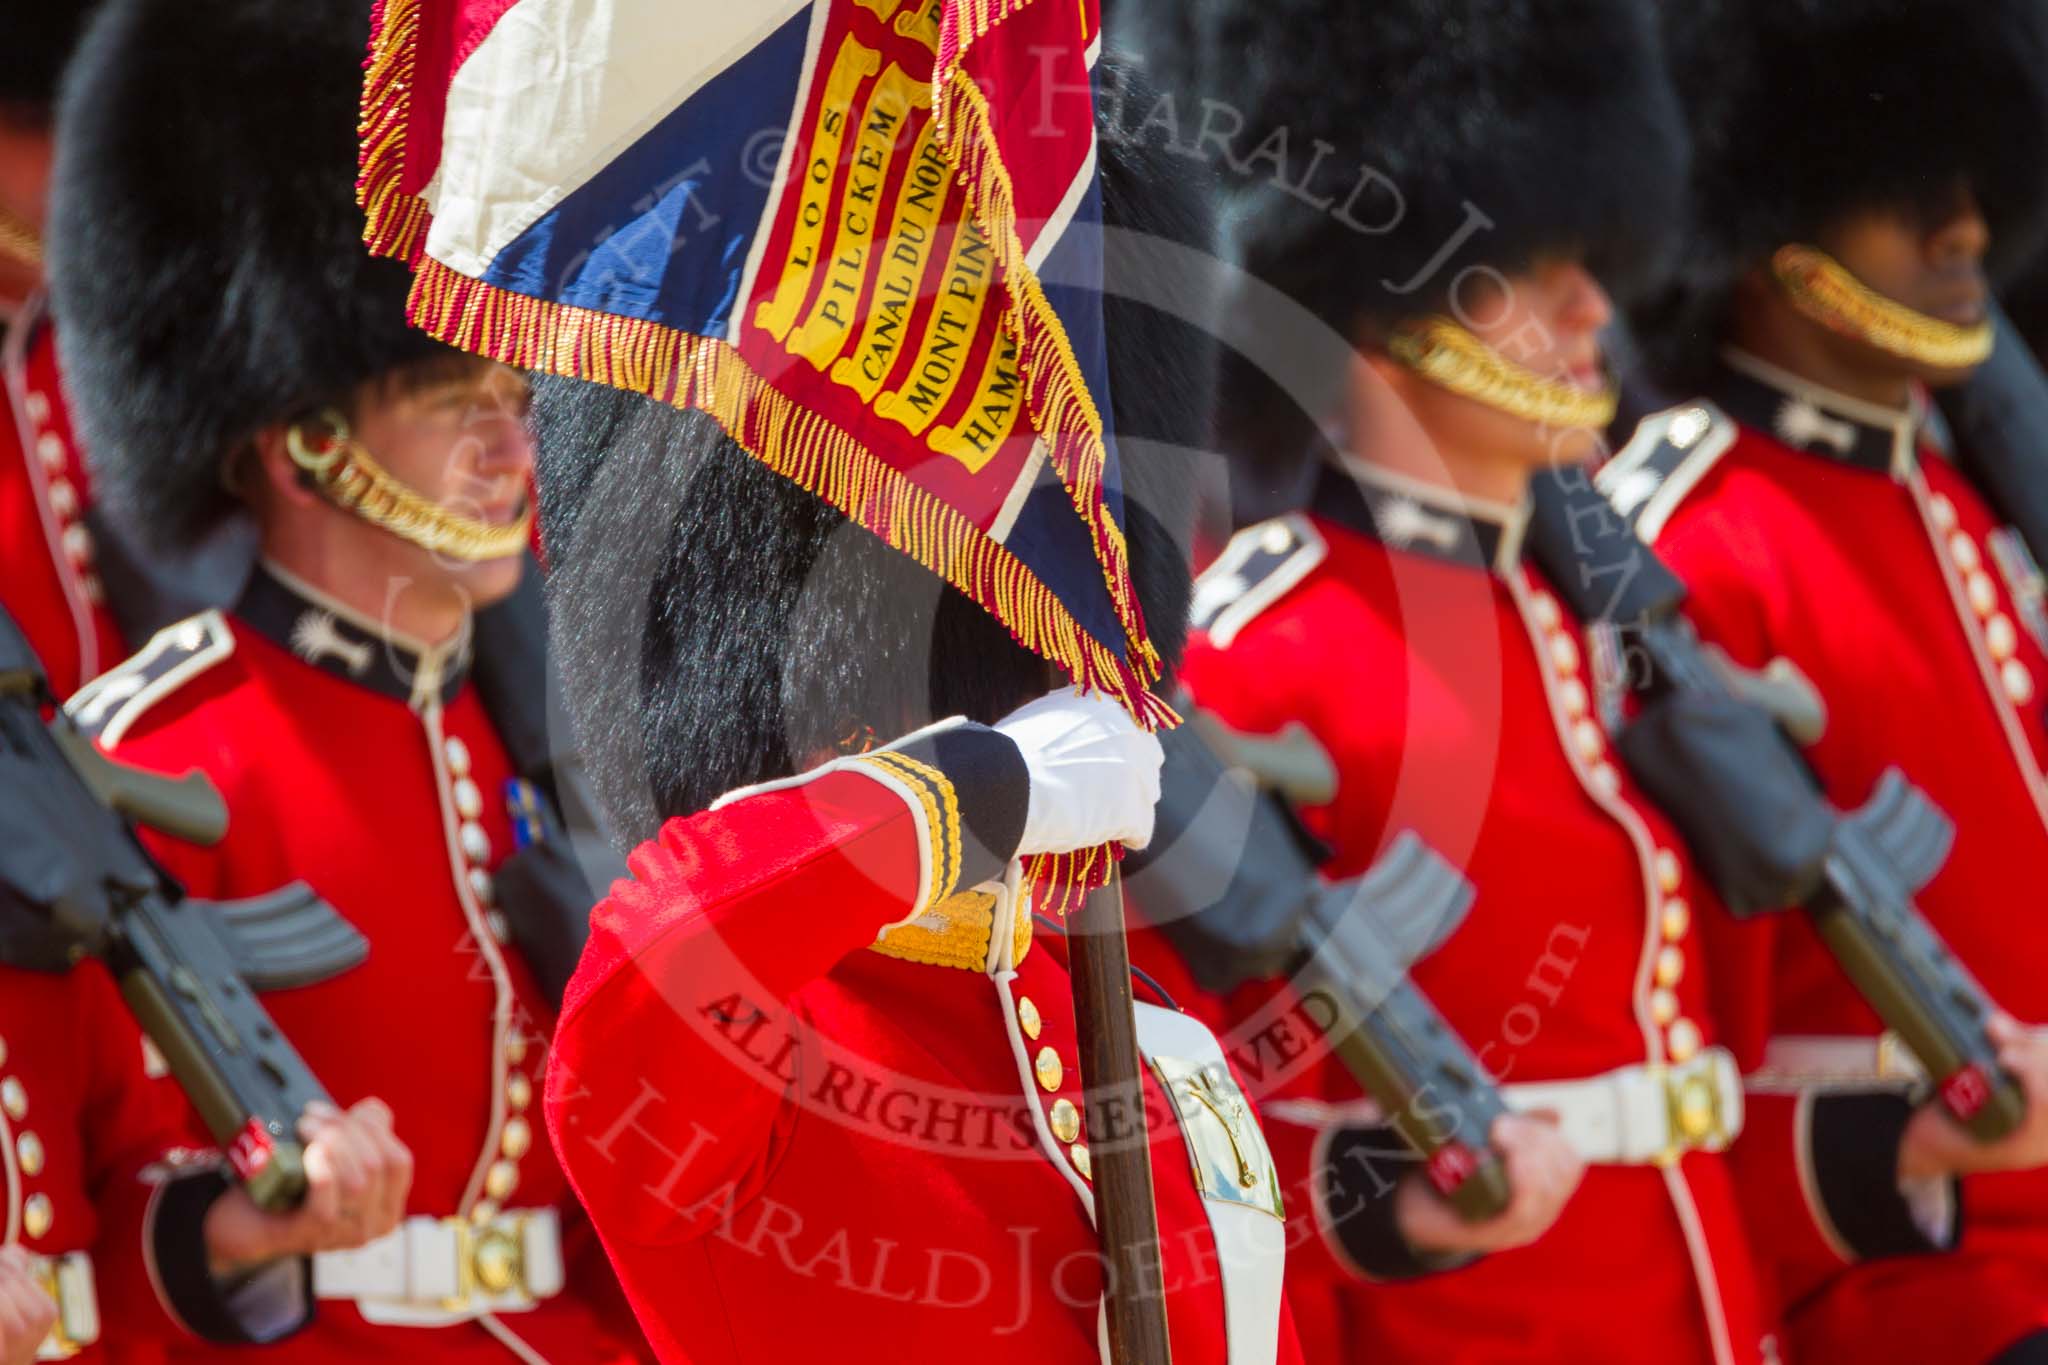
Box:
853, 748, 965, 914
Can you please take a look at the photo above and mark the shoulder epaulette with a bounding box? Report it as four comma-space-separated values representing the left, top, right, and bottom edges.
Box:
1189, 514, 1326, 648
67, 610, 235, 747
1594, 400, 1738, 543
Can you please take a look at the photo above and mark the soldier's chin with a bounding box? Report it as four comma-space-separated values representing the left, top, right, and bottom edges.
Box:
456, 550, 529, 607
1541, 421, 1609, 470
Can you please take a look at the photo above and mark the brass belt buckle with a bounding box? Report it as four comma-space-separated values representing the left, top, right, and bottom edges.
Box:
1661, 1057, 1728, 1162
30, 1256, 80, 1359
442, 1214, 530, 1310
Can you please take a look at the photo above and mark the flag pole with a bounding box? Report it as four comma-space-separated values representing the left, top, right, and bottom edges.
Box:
1069, 866, 1174, 1362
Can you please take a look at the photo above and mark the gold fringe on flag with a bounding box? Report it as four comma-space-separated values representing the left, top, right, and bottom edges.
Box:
357, 0, 433, 265
930, 67, 1162, 684
404, 258, 1179, 724
933, 0, 1038, 100
1022, 844, 1122, 922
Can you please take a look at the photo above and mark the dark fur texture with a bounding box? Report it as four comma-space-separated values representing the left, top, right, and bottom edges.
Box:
0, 2, 99, 117
533, 64, 1213, 844
1635, 0, 2048, 390
47, 0, 448, 550
1224, 0, 1689, 338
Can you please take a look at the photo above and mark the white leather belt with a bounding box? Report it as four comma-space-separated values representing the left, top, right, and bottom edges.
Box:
312, 1210, 565, 1327
1505, 1048, 1744, 1165
31, 1251, 97, 1360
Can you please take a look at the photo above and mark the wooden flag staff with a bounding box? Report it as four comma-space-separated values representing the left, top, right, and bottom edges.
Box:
1069, 868, 1174, 1363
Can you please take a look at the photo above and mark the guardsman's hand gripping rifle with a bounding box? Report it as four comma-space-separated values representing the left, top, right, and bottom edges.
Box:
1126, 716, 1515, 1221
0, 606, 366, 1209
1534, 461, 2025, 1140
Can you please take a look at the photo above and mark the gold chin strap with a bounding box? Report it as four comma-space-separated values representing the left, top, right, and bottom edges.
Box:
1771, 244, 1994, 371
1389, 317, 1619, 430
0, 208, 43, 269
285, 409, 532, 563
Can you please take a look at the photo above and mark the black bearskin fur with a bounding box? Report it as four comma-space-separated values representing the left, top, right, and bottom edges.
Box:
1224, 0, 1690, 340
1, 3, 99, 120
1634, 0, 2048, 392
533, 62, 1215, 845
47, 0, 449, 549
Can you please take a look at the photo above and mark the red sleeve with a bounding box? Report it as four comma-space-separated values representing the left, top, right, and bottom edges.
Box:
544, 727, 1027, 1249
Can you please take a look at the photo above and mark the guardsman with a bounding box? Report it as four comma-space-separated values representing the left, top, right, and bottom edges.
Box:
1154, 2, 1967, 1360
43, 1, 646, 1360
0, 3, 123, 701
0, 952, 409, 1362
1608, 2, 2048, 1361
528, 64, 1304, 1365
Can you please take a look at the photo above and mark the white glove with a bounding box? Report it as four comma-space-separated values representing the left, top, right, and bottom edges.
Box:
993, 687, 1164, 855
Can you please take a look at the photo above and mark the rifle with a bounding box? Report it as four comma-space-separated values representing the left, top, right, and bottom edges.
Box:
0, 606, 366, 1209
1536, 468, 2025, 1140
1126, 718, 1514, 1220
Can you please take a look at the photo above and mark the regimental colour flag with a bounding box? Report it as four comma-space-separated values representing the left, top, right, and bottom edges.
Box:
358, 0, 1170, 722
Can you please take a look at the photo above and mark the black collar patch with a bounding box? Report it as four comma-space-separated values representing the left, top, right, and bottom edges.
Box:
1311, 458, 1529, 576
1710, 349, 1924, 479
238, 563, 469, 709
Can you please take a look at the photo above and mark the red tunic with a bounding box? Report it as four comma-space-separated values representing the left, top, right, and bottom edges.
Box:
545, 718, 1304, 1365
1614, 351, 2048, 1364
0, 959, 307, 1363
1, 296, 123, 700
80, 564, 646, 1364
1172, 461, 1773, 1365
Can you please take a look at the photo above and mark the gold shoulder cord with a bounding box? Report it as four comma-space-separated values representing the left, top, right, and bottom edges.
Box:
1389, 317, 1618, 430
1771, 245, 1994, 370
0, 209, 43, 269
286, 409, 531, 562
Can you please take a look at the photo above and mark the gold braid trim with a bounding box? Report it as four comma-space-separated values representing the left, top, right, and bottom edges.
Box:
0, 209, 42, 269
855, 756, 948, 917
285, 411, 532, 562
857, 750, 963, 907
1389, 317, 1618, 430
868, 890, 1034, 971
1772, 245, 1994, 371
855, 747, 1039, 970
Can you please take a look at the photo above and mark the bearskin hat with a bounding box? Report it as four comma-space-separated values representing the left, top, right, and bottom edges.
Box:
1224, 0, 1689, 341
1104, 0, 1222, 100
532, 62, 1214, 844
46, 0, 449, 549
0, 3, 100, 121
1634, 0, 2048, 391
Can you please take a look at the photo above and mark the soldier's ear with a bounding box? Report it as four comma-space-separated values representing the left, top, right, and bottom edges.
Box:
245, 422, 326, 510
